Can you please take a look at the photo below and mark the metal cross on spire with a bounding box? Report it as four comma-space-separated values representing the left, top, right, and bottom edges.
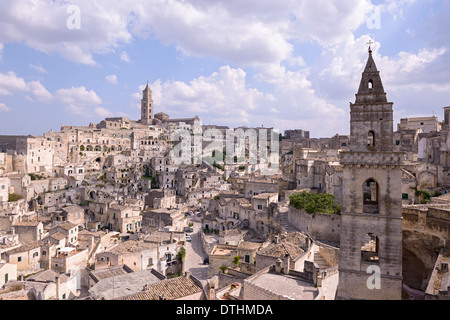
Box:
367, 40, 374, 52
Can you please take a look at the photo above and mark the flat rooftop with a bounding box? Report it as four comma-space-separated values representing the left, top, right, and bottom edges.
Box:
212, 247, 234, 256
250, 273, 317, 300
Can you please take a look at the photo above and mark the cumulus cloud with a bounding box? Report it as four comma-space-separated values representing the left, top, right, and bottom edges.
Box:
0, 71, 51, 102
0, 102, 10, 112
106, 74, 118, 85
120, 51, 131, 63
133, 66, 276, 126
0, 1, 133, 65
29, 64, 47, 74
54, 86, 102, 116
94, 107, 113, 118
55, 86, 102, 106
0, 0, 377, 68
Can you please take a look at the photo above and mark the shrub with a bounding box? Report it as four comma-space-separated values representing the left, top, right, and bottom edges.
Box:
289, 192, 341, 215
8, 193, 23, 202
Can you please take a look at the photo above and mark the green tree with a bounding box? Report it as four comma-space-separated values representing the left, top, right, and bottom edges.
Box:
8, 193, 24, 202
233, 256, 240, 267
289, 192, 341, 215
219, 265, 228, 274
177, 247, 186, 263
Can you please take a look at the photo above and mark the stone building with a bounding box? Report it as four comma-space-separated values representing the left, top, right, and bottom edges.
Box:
140, 83, 154, 125
0, 260, 17, 288
0, 135, 54, 174
336, 47, 404, 300
12, 220, 45, 244
0, 177, 9, 203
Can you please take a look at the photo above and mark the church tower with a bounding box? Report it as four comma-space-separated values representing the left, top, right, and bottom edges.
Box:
336, 45, 404, 300
141, 82, 153, 125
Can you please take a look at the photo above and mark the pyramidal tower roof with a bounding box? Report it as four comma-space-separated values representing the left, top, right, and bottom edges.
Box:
144, 81, 151, 92
354, 46, 388, 104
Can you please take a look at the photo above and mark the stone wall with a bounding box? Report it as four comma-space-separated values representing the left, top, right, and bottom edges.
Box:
287, 206, 341, 245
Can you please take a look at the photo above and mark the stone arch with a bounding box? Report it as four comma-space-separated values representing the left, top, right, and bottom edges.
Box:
368, 79, 374, 89
257, 221, 264, 234
226, 221, 234, 229
402, 248, 429, 291
360, 233, 379, 263
95, 145, 102, 152
363, 178, 379, 214
86, 145, 93, 151
368, 130, 375, 147
87, 211, 96, 222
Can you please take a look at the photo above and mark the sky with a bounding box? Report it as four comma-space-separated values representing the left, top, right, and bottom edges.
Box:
0, 0, 449, 138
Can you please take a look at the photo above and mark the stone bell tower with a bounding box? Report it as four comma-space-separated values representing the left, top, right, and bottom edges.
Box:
141, 82, 153, 125
336, 44, 404, 300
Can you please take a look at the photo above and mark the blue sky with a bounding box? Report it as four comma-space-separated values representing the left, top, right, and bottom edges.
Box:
0, 0, 449, 138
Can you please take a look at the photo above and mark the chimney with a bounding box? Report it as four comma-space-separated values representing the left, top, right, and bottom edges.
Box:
283, 254, 290, 274
275, 259, 282, 273
55, 275, 61, 300
184, 271, 191, 278
274, 235, 280, 244
207, 276, 218, 300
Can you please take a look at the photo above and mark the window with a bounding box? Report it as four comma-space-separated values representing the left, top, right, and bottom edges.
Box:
402, 193, 409, 200
368, 80, 374, 89
257, 205, 263, 210
245, 255, 250, 263
368, 131, 375, 147
18, 257, 22, 262
361, 233, 379, 263
62, 293, 66, 300
363, 179, 379, 214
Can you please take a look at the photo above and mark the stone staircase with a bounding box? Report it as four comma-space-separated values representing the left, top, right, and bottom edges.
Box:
313, 251, 330, 270
277, 209, 302, 233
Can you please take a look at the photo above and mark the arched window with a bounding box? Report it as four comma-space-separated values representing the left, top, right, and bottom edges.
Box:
361, 233, 379, 263
368, 131, 375, 147
363, 178, 379, 214
368, 79, 374, 89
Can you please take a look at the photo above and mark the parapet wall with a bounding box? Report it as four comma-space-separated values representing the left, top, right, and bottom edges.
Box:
402, 205, 450, 250
287, 206, 341, 245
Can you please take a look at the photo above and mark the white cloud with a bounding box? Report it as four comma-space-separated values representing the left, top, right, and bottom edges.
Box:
28, 81, 52, 102
0, 0, 376, 68
54, 86, 102, 116
105, 74, 118, 85
120, 51, 131, 63
0, 102, 10, 112
55, 86, 102, 106
0, 71, 51, 102
136, 66, 275, 125
29, 64, 47, 74
0, 71, 28, 95
94, 107, 112, 118
0, 1, 133, 65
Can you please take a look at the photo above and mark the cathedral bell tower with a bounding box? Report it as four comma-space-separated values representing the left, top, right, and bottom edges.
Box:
336, 44, 404, 300
141, 82, 153, 125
